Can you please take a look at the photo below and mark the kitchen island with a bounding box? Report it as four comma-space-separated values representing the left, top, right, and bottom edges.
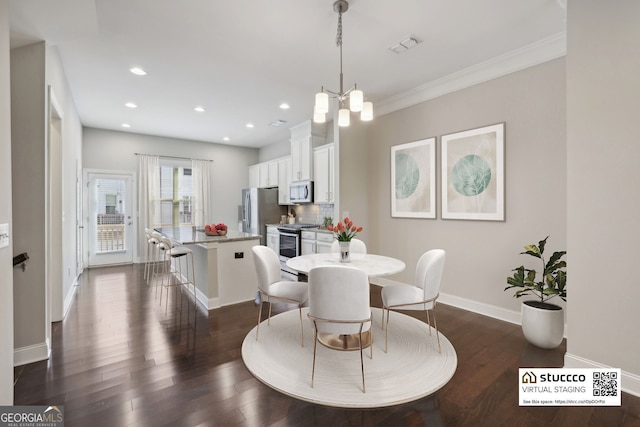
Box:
155, 227, 261, 309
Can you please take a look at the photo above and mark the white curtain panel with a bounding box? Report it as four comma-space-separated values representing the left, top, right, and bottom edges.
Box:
138, 154, 160, 258
191, 159, 211, 228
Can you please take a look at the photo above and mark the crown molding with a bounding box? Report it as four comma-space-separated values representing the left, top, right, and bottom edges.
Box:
376, 32, 567, 117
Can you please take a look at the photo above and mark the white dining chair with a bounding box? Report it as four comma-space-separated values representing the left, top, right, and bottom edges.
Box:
252, 245, 309, 346
381, 249, 446, 353
330, 238, 367, 254
308, 265, 372, 393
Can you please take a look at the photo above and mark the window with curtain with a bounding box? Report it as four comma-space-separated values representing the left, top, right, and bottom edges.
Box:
159, 160, 193, 227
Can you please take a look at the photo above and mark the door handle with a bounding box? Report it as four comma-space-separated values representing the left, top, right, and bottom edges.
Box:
128, 222, 133, 225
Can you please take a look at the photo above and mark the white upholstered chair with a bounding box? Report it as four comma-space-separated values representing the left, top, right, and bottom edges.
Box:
308, 265, 372, 393
330, 238, 367, 254
252, 245, 309, 346
381, 249, 446, 353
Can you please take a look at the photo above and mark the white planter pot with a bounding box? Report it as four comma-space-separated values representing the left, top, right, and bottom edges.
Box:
521, 300, 564, 349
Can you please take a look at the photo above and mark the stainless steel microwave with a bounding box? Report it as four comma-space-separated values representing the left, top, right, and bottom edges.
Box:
289, 180, 313, 203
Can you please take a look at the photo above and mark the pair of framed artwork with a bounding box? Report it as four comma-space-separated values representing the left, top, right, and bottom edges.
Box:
391, 122, 504, 221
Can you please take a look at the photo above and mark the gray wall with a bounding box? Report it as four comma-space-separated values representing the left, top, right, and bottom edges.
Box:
11, 42, 47, 351
361, 58, 567, 316
83, 127, 259, 256
566, 1, 640, 383
10, 41, 83, 363
0, 0, 14, 404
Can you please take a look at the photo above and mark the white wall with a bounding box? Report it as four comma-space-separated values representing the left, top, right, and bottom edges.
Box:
363, 59, 567, 319
82, 127, 259, 256
0, 0, 15, 404
565, 1, 640, 395
258, 139, 289, 163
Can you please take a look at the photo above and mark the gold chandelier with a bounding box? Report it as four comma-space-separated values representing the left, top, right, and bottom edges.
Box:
313, 0, 373, 127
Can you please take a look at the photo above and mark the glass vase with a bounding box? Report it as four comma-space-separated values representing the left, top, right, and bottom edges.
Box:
339, 241, 350, 263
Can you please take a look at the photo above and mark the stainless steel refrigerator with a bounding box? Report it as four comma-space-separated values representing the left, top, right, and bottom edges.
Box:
241, 187, 286, 246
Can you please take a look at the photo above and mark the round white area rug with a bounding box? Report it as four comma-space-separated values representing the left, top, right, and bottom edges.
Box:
241, 307, 457, 408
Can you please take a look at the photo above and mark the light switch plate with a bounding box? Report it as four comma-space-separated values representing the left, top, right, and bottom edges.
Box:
0, 223, 8, 249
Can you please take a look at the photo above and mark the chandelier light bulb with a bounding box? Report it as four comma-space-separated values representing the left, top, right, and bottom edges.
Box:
315, 92, 329, 114
361, 101, 373, 121
338, 108, 350, 127
349, 89, 363, 112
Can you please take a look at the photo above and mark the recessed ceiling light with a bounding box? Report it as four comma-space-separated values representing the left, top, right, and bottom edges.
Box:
121, 123, 131, 128
125, 102, 137, 108
223, 137, 230, 141
130, 67, 147, 76
279, 103, 290, 110
194, 106, 205, 113
246, 123, 255, 128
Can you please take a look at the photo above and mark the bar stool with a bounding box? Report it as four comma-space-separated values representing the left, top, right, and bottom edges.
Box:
144, 228, 159, 284
150, 231, 171, 298
158, 236, 197, 316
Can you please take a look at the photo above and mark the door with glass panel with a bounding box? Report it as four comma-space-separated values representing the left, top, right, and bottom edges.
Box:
87, 173, 134, 266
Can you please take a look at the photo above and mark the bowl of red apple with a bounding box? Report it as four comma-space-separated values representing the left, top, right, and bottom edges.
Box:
204, 223, 228, 236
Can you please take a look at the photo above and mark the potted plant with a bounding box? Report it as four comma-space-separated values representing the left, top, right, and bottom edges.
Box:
505, 236, 567, 349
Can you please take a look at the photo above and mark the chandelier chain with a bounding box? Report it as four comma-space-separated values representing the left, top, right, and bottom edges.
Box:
336, 11, 343, 47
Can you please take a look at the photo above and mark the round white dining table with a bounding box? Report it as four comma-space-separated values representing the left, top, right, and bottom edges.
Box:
286, 252, 405, 277
286, 252, 405, 351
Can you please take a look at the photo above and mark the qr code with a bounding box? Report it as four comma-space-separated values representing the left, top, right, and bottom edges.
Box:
593, 371, 618, 397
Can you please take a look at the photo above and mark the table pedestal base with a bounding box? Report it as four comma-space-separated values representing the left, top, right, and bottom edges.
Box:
317, 331, 371, 351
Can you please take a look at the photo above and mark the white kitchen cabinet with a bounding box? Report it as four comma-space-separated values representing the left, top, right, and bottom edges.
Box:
278, 157, 292, 205
251, 160, 279, 188
316, 231, 333, 253
313, 143, 335, 204
291, 135, 312, 181
258, 161, 278, 188
301, 229, 334, 255
266, 226, 279, 253
301, 230, 316, 255
289, 120, 326, 182
249, 164, 260, 188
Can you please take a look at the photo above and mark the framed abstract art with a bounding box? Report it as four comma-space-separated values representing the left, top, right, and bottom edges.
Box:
391, 137, 436, 219
441, 123, 505, 221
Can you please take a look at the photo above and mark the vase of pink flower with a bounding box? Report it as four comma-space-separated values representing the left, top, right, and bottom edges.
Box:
327, 217, 363, 263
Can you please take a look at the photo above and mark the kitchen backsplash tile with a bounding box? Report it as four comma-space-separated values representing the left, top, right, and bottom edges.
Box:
290, 204, 334, 225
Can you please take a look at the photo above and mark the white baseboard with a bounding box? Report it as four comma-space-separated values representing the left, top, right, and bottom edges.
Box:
371, 277, 521, 325
564, 353, 640, 398
14, 341, 50, 367
62, 275, 80, 318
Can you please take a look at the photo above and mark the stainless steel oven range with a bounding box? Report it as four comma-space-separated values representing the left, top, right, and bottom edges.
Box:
277, 223, 318, 280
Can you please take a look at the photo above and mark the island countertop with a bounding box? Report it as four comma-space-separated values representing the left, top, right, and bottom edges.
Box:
154, 226, 260, 245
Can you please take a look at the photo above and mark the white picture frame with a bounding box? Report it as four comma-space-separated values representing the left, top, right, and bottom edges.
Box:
391, 137, 436, 219
441, 123, 505, 221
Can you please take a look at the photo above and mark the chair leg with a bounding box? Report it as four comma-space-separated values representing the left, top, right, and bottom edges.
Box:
359, 326, 366, 393
432, 309, 441, 353
425, 310, 432, 336
384, 308, 391, 353
267, 302, 272, 325
255, 297, 263, 341
298, 305, 304, 347
311, 323, 318, 388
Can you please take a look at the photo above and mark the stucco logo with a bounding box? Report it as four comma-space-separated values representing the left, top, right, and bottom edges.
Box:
522, 371, 537, 384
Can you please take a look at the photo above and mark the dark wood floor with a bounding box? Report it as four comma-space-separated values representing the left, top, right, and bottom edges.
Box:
14, 264, 640, 426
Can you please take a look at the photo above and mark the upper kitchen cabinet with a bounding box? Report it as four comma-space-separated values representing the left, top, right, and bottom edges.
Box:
259, 160, 278, 188
278, 156, 292, 205
250, 159, 279, 188
314, 143, 335, 204
290, 120, 326, 182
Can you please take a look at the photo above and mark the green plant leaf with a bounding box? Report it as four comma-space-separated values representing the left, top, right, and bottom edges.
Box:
522, 244, 541, 258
